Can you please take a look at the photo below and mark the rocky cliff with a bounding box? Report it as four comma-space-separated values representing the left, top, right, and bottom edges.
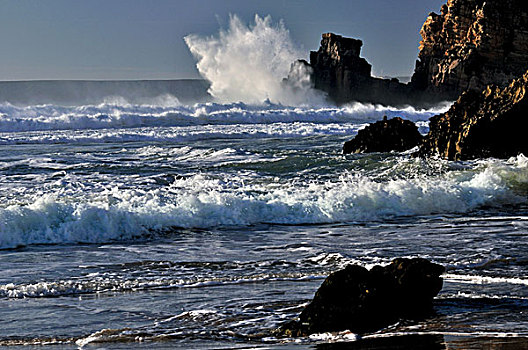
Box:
306, 1, 528, 106
411, 0, 528, 99
419, 69, 528, 160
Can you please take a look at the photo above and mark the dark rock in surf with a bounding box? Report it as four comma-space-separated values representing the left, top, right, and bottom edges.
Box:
343, 116, 423, 154
419, 70, 528, 160
276, 258, 445, 337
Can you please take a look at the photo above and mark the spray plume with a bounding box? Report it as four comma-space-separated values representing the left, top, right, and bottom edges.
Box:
184, 15, 325, 105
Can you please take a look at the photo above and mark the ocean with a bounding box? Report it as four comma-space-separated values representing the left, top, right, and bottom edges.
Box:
0, 79, 526, 349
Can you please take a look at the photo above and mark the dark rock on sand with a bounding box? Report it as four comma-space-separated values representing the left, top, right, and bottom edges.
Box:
277, 258, 445, 337
343, 116, 423, 155
419, 70, 528, 160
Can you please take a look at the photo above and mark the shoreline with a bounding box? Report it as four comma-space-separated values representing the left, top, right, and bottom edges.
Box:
2, 334, 527, 349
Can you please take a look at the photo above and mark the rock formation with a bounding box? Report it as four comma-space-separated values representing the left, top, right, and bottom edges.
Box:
277, 258, 445, 337
309, 33, 372, 102
307, 33, 423, 106
411, 0, 528, 99
302, 0, 528, 106
343, 116, 423, 154
419, 70, 528, 160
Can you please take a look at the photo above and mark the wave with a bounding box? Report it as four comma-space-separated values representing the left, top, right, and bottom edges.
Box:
0, 253, 351, 299
0, 272, 322, 299
0, 100, 447, 134
185, 14, 325, 105
0, 123, 365, 145
1, 155, 527, 249
444, 273, 528, 286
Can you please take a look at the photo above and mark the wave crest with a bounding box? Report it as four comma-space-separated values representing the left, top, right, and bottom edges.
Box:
0, 100, 447, 134
1, 156, 526, 249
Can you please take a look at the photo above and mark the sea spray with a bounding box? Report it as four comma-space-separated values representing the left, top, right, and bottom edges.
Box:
184, 15, 325, 105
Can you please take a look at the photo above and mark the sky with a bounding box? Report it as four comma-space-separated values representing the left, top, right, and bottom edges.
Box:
0, 0, 446, 81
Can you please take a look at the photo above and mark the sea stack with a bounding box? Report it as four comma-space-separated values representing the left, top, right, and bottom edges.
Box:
306, 33, 421, 106
411, 0, 528, 100
309, 33, 372, 102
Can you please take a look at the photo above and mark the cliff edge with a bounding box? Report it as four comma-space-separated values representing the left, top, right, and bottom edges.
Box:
418, 69, 528, 160
411, 0, 528, 99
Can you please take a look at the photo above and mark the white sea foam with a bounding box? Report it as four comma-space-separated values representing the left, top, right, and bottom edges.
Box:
309, 331, 358, 342
0, 155, 527, 249
0, 101, 445, 136
184, 15, 325, 105
444, 273, 528, 286
0, 273, 323, 299
438, 291, 528, 300
363, 331, 528, 339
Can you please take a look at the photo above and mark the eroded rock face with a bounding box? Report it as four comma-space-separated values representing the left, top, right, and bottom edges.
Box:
277, 258, 445, 337
419, 70, 528, 160
310, 33, 372, 102
343, 116, 423, 154
411, 0, 528, 99
308, 33, 421, 106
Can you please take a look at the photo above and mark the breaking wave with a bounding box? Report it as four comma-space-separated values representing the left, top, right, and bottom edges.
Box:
0, 100, 448, 135
1, 155, 527, 249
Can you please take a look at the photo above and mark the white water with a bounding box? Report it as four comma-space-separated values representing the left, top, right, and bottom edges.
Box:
0, 100, 447, 135
444, 274, 528, 286
185, 15, 325, 105
0, 91, 458, 251
0, 155, 526, 249
0, 272, 323, 299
